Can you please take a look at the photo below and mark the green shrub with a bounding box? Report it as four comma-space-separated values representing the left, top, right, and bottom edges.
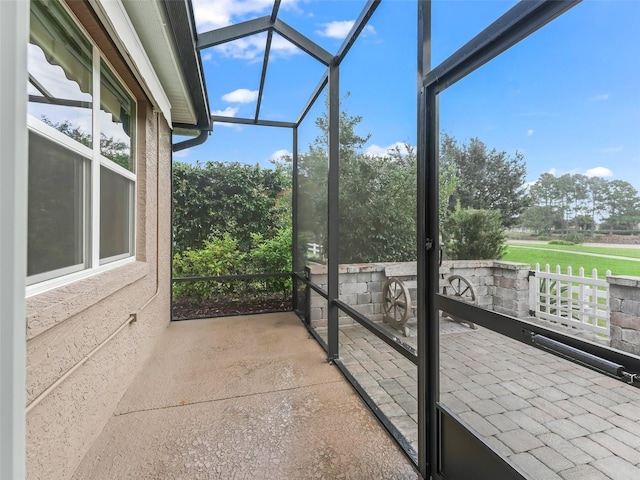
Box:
548, 240, 575, 245
443, 208, 506, 260
249, 227, 293, 292
563, 232, 584, 244
172, 229, 294, 301
172, 233, 247, 301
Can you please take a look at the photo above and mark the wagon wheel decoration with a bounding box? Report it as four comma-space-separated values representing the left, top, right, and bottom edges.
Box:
382, 278, 412, 325
442, 274, 478, 329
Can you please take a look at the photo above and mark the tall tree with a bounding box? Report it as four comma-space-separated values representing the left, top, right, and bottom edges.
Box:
601, 180, 640, 233
528, 172, 559, 234
440, 134, 530, 227
298, 99, 417, 263
585, 176, 608, 233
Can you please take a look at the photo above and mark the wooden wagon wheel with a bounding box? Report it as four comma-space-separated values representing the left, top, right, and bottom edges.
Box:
442, 274, 478, 329
383, 278, 412, 326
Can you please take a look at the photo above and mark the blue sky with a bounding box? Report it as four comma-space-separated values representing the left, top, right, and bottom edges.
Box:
178, 0, 640, 191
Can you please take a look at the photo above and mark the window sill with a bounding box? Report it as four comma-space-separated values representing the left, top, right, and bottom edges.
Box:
26, 261, 149, 340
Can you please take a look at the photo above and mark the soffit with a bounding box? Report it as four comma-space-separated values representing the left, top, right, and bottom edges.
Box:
121, 0, 197, 125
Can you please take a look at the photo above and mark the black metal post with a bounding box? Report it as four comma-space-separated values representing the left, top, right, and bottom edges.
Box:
425, 84, 440, 480
417, 1, 431, 477
327, 62, 340, 361
292, 126, 299, 313
305, 266, 311, 326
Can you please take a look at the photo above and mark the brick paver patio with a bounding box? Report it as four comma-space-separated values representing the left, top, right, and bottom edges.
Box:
333, 318, 640, 480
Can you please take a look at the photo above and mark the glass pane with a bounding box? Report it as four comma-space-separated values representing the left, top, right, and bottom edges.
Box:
28, 0, 93, 147
432, 0, 519, 67
170, 127, 293, 320
437, 0, 640, 347
339, 0, 418, 340
100, 167, 133, 260
172, 277, 293, 321
100, 60, 136, 172
28, 131, 86, 278
340, 323, 418, 457
296, 86, 328, 345
437, 2, 640, 478
438, 319, 640, 479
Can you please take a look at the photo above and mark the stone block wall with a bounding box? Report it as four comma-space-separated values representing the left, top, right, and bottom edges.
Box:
439, 260, 495, 310
491, 261, 532, 318
307, 260, 533, 328
609, 276, 640, 356
309, 263, 388, 327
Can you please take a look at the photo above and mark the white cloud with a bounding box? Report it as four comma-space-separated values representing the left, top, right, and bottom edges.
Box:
317, 21, 376, 39
526, 129, 534, 136
173, 148, 191, 158
271, 34, 302, 56
585, 167, 614, 178
212, 32, 301, 61
599, 146, 623, 154
192, 0, 304, 30
213, 34, 268, 61
201, 52, 213, 62
222, 89, 259, 103
589, 93, 610, 101
269, 149, 292, 162
365, 142, 411, 157
548, 166, 614, 179
211, 107, 242, 128
193, 0, 277, 30
212, 106, 239, 117
547, 167, 581, 177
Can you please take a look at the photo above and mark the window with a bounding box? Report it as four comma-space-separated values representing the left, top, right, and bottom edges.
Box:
27, 0, 136, 290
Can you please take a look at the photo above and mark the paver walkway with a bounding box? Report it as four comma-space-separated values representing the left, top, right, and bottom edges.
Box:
336, 318, 640, 480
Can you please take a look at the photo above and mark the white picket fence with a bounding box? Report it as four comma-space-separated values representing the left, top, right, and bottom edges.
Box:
307, 242, 323, 257
529, 263, 611, 336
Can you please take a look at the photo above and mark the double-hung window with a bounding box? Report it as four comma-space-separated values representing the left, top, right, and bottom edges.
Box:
27, 0, 136, 292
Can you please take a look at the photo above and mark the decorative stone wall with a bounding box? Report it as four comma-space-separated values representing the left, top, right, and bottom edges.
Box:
490, 261, 532, 318
439, 260, 495, 310
609, 276, 640, 356
309, 263, 388, 327
308, 260, 532, 328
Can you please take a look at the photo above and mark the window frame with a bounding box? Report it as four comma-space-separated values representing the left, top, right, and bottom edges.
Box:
26, 0, 137, 296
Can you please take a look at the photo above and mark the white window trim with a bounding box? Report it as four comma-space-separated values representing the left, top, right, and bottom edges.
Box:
26, 256, 136, 298
26, 0, 137, 294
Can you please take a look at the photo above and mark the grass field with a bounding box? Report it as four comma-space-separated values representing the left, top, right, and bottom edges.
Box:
502, 244, 640, 279
508, 242, 640, 259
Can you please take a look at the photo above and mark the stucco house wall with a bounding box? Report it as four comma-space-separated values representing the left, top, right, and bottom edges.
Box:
24, 2, 174, 479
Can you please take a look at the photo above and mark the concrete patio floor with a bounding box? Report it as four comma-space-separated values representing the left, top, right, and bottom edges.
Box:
72, 312, 419, 480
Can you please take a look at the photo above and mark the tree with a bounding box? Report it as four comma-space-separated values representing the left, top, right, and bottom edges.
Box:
518, 205, 562, 235
296, 96, 417, 263
42, 117, 132, 170
440, 134, 530, 227
527, 173, 560, 234
442, 208, 506, 260
172, 161, 290, 253
601, 180, 640, 233
585, 176, 608, 233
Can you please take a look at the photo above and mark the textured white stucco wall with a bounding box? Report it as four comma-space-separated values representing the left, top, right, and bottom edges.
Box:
25, 100, 173, 480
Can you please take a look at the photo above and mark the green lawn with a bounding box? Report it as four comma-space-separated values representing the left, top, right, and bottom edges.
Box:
502, 246, 640, 279
508, 242, 640, 259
